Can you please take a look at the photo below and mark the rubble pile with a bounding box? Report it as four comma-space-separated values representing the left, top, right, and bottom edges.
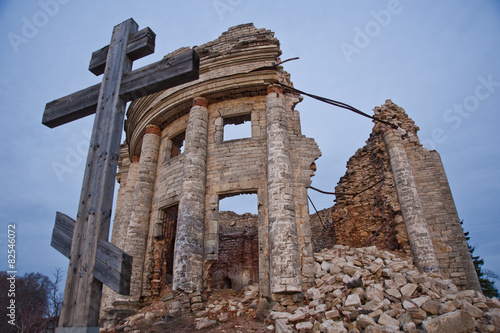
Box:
104, 245, 500, 333
269, 245, 500, 333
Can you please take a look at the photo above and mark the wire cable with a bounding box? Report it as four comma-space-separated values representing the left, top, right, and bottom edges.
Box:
277, 82, 398, 129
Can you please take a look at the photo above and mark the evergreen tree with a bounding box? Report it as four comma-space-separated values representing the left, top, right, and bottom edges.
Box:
462, 221, 499, 298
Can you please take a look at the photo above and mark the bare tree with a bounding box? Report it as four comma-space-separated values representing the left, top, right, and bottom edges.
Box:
484, 269, 500, 281
47, 267, 64, 331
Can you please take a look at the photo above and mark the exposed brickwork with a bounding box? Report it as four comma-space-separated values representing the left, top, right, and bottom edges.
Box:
173, 100, 209, 294
103, 23, 480, 327
309, 207, 336, 252
325, 100, 480, 291
208, 211, 259, 291
124, 126, 161, 300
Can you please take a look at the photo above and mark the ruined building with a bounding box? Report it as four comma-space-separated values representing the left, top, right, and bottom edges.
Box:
102, 23, 480, 320
311, 101, 480, 292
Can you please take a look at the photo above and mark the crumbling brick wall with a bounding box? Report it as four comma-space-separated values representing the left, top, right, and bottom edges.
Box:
316, 100, 480, 291
329, 121, 409, 253
208, 211, 259, 291
309, 207, 336, 252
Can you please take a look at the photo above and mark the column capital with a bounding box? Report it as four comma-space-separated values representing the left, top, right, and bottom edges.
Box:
131, 155, 140, 163
267, 84, 283, 95
192, 97, 208, 108
145, 124, 161, 136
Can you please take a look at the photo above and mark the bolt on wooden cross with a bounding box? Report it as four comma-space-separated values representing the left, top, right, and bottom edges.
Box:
42, 18, 199, 332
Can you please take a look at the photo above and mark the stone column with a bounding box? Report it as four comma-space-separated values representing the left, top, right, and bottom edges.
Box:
265, 84, 302, 293
173, 97, 209, 293
124, 124, 161, 300
116, 155, 140, 249
383, 129, 440, 273
102, 154, 140, 309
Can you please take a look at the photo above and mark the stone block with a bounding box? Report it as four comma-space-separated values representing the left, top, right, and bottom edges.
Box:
422, 310, 475, 333
356, 314, 377, 330
377, 312, 399, 327
400, 283, 417, 297
422, 300, 441, 315
345, 293, 361, 308
460, 301, 482, 319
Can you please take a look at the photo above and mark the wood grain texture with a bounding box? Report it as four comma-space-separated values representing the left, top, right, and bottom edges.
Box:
58, 18, 137, 328
89, 27, 156, 76
42, 49, 199, 128
51, 212, 132, 295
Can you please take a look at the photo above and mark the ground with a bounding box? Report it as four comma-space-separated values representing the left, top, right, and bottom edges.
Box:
116, 289, 271, 333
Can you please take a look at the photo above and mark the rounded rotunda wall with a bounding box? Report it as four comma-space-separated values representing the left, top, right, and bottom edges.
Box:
125, 23, 289, 157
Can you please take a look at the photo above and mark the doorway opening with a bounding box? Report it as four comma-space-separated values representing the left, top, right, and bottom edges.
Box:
209, 192, 259, 291
151, 204, 178, 295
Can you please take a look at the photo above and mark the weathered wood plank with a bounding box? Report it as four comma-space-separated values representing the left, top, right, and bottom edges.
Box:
58, 18, 136, 328
51, 212, 132, 295
42, 49, 199, 128
120, 49, 200, 100
89, 27, 156, 76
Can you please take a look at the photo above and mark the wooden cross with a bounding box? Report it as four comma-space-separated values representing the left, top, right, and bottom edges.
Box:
43, 18, 199, 331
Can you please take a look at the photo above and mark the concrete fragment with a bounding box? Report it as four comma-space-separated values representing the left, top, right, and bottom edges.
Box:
377, 312, 400, 326
402, 322, 417, 333
439, 300, 457, 314
345, 293, 361, 308
296, 321, 313, 330
288, 311, 306, 322
412, 295, 430, 308
486, 297, 500, 309
195, 317, 218, 330
385, 288, 402, 299
422, 310, 475, 333
460, 301, 482, 319
422, 300, 441, 315
400, 283, 417, 297
325, 321, 347, 333
325, 309, 340, 319
356, 314, 377, 330
270, 311, 291, 320
275, 319, 293, 333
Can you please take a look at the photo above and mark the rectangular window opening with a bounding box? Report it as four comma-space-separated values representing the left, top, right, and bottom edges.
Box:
223, 114, 251, 141
170, 131, 185, 158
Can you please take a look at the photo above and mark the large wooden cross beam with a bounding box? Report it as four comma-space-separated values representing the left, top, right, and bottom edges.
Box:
51, 212, 132, 295
43, 18, 199, 332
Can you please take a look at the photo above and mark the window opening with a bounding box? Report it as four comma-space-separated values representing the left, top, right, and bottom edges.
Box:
223, 114, 251, 141
218, 192, 258, 215
170, 131, 185, 158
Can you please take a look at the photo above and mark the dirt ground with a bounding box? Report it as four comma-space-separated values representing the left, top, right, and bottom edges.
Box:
120, 289, 271, 333
133, 314, 270, 333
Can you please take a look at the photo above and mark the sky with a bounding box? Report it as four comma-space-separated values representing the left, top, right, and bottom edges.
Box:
0, 1, 499, 290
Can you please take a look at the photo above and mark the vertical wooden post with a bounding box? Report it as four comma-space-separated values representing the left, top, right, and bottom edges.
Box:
57, 19, 137, 331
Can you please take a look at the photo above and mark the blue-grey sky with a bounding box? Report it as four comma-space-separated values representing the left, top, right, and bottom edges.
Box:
1, 1, 499, 288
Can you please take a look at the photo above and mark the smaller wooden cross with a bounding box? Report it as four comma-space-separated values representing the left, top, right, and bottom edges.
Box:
43, 18, 199, 332
51, 211, 132, 295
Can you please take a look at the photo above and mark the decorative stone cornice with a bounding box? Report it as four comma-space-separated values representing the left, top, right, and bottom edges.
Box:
125, 23, 286, 158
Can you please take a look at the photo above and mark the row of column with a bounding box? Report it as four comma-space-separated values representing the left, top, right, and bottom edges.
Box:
110, 87, 305, 302
112, 87, 448, 305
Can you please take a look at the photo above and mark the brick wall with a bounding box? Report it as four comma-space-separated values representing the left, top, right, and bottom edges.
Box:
320, 100, 480, 291
208, 211, 259, 291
